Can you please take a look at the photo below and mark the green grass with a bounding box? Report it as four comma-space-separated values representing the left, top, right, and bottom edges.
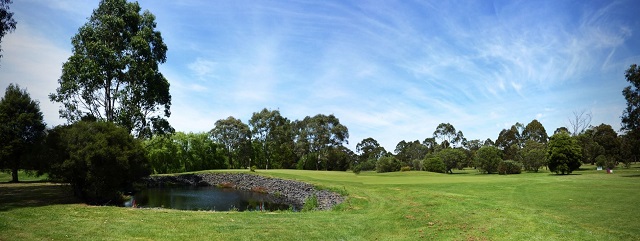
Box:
1, 165, 639, 240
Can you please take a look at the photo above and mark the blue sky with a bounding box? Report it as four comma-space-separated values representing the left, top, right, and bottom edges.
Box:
1, 0, 639, 151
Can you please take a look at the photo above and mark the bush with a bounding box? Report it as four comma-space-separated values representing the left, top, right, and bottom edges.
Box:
47, 121, 150, 205
547, 132, 582, 174
437, 148, 466, 174
302, 194, 318, 211
250, 165, 257, 172
359, 159, 377, 171
475, 146, 502, 174
498, 160, 522, 175
424, 157, 445, 173
375, 156, 401, 173
595, 155, 616, 169
352, 164, 362, 174
400, 166, 411, 172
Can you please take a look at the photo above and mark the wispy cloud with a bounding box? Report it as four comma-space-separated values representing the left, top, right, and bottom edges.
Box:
0, 22, 70, 127
4, 0, 638, 150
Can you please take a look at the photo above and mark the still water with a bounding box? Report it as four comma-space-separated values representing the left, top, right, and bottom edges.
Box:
127, 186, 292, 211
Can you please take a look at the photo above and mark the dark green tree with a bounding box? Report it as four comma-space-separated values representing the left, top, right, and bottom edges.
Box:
621, 64, 640, 165
355, 137, 387, 170
375, 156, 401, 173
423, 156, 445, 173
619, 134, 637, 167
0, 84, 46, 182
293, 114, 349, 170
496, 125, 521, 160
433, 123, 464, 148
437, 148, 466, 174
49, 0, 172, 138
522, 119, 549, 143
520, 140, 546, 172
576, 128, 604, 165
591, 124, 620, 161
394, 140, 428, 167
47, 121, 150, 204
0, 0, 16, 61
475, 146, 502, 174
249, 108, 295, 170
554, 127, 570, 135
547, 132, 582, 174
210, 116, 251, 169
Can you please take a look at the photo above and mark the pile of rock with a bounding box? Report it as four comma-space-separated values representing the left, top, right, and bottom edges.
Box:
145, 173, 344, 210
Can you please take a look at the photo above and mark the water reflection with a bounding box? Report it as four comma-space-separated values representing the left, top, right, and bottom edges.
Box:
127, 186, 292, 211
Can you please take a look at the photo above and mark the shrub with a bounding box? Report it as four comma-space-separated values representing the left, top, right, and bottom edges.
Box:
547, 132, 582, 174
375, 156, 401, 173
400, 166, 411, 172
424, 157, 445, 173
360, 159, 377, 171
352, 164, 362, 174
47, 121, 150, 205
498, 160, 522, 175
437, 148, 466, 174
250, 165, 257, 172
302, 194, 318, 211
595, 155, 616, 169
475, 146, 502, 174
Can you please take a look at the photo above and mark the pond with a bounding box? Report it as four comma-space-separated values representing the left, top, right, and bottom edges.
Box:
125, 186, 293, 212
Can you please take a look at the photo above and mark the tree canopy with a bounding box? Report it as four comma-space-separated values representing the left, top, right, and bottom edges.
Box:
47, 121, 150, 204
475, 146, 502, 174
522, 119, 548, 143
210, 116, 251, 169
0, 0, 16, 61
621, 64, 640, 134
249, 108, 295, 169
547, 132, 582, 175
49, 0, 171, 138
0, 84, 46, 182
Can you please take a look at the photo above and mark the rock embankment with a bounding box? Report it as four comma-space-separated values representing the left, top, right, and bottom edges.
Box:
144, 173, 344, 211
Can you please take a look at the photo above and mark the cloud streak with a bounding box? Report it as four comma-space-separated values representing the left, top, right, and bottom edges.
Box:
3, 0, 639, 151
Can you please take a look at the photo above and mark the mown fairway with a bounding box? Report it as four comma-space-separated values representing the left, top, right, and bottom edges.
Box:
1, 167, 639, 240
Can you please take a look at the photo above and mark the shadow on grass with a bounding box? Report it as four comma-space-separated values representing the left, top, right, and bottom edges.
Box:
621, 174, 640, 178
0, 182, 81, 211
547, 173, 583, 176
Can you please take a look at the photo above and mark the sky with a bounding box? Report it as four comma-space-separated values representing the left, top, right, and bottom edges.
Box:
1, 0, 639, 152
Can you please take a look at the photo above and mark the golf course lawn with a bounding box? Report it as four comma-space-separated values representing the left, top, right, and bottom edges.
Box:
1, 166, 639, 240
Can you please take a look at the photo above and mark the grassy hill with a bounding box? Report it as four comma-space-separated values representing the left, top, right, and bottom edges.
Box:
1, 166, 639, 240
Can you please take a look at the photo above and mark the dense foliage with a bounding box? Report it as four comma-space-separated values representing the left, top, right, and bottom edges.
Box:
437, 148, 466, 174
0, 0, 16, 61
520, 140, 546, 172
547, 132, 582, 174
424, 157, 445, 173
144, 132, 226, 174
47, 121, 150, 204
0, 84, 46, 182
498, 160, 522, 175
375, 156, 401, 173
49, 0, 172, 138
475, 146, 502, 174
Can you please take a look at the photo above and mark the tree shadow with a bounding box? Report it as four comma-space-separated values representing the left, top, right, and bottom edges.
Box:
621, 174, 640, 178
447, 172, 469, 175
547, 173, 583, 176
0, 182, 81, 211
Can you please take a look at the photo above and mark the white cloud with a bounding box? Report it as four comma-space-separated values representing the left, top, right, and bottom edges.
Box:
0, 23, 70, 128
187, 58, 217, 81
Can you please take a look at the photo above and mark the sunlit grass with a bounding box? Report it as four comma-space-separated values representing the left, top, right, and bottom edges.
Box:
1, 165, 639, 240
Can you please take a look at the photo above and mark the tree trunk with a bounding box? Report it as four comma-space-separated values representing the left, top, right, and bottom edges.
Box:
11, 167, 19, 183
